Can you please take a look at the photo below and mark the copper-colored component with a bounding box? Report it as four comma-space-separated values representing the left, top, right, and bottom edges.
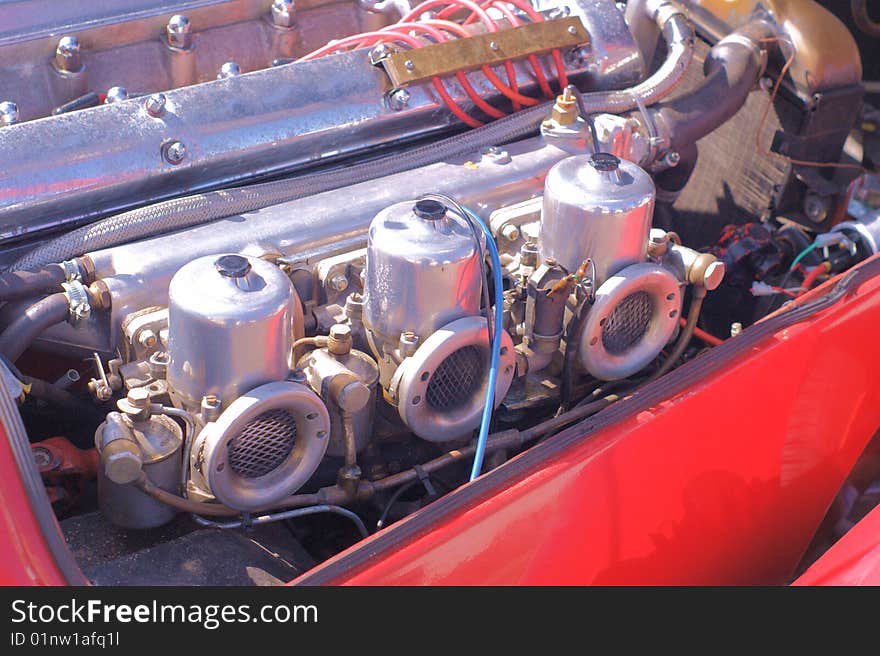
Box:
380, 17, 587, 88
547, 259, 591, 299
31, 437, 98, 514
550, 88, 578, 126
694, 0, 862, 95
765, 0, 862, 94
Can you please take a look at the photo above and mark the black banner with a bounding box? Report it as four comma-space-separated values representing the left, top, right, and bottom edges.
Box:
0, 585, 873, 650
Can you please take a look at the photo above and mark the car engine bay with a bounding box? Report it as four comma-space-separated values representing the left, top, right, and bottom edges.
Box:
1, 0, 879, 584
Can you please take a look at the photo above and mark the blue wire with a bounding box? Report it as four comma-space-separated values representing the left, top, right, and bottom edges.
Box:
462, 207, 504, 481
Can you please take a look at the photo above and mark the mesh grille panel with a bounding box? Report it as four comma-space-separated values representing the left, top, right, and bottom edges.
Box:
228, 408, 297, 479
426, 345, 484, 411
602, 291, 653, 355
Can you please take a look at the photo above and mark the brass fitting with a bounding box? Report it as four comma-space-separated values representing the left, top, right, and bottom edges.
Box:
551, 87, 579, 126
327, 323, 353, 356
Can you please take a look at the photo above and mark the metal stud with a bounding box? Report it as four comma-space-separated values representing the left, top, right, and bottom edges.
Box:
271, 0, 296, 28
54, 36, 83, 74
0, 101, 19, 127
163, 140, 187, 165
104, 86, 128, 104
388, 88, 411, 111
144, 93, 167, 117
166, 15, 193, 50
217, 62, 241, 79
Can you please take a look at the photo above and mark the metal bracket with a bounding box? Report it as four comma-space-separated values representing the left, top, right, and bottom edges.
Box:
378, 17, 588, 88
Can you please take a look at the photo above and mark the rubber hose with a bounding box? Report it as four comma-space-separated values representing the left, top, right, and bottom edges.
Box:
651, 20, 774, 154
649, 286, 707, 382
557, 297, 591, 414
0, 293, 69, 362
853, 0, 880, 38
0, 265, 65, 302
22, 376, 90, 416
11, 9, 694, 272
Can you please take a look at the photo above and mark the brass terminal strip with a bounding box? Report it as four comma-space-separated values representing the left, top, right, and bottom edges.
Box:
379, 17, 589, 89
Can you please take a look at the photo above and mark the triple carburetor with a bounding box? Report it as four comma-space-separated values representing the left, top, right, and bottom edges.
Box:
95, 152, 724, 528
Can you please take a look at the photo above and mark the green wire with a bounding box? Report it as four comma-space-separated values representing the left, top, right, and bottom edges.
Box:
789, 242, 818, 272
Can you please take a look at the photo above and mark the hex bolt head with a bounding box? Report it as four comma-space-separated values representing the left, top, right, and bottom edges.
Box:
271, 0, 297, 28
217, 62, 241, 79
54, 36, 83, 73
166, 14, 193, 50
388, 88, 411, 111
328, 323, 353, 355
137, 329, 158, 349
104, 86, 128, 104
0, 101, 19, 127
520, 240, 539, 268
127, 386, 151, 408
163, 140, 187, 165
663, 151, 681, 168
370, 43, 393, 64
501, 223, 520, 242
119, 386, 152, 421
144, 93, 167, 117
329, 273, 349, 292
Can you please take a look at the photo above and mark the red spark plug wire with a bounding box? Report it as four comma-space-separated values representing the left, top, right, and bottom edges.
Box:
411, 0, 535, 110
383, 22, 506, 119
297, 0, 573, 127
297, 28, 482, 126
481, 1, 554, 99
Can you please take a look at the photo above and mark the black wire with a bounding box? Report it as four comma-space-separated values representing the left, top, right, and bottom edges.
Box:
375, 472, 453, 530
557, 294, 591, 415
566, 85, 600, 154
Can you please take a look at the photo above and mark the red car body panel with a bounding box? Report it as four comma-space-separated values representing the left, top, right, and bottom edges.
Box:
2, 260, 879, 586
297, 260, 880, 585
0, 427, 67, 585
793, 503, 880, 586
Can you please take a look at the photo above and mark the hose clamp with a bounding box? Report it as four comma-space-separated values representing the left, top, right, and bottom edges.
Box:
62, 280, 91, 323
59, 259, 82, 282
